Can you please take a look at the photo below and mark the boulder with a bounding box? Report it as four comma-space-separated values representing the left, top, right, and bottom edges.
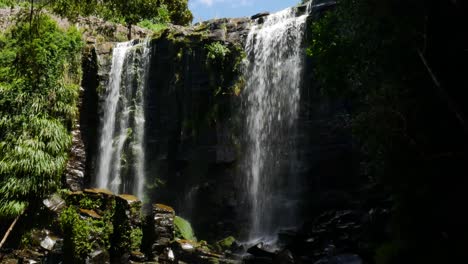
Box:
43, 194, 66, 214
86, 249, 110, 264
247, 243, 276, 259
251, 12, 270, 20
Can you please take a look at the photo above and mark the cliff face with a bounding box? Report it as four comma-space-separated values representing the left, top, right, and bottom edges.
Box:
80, 18, 251, 240
78, 2, 360, 242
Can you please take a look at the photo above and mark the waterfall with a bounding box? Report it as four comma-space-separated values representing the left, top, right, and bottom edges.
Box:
243, 2, 311, 240
95, 39, 151, 199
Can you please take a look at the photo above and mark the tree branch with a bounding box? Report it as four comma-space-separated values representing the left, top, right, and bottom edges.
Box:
417, 49, 468, 133
0, 214, 22, 249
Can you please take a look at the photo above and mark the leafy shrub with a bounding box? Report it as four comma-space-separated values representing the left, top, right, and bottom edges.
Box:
137, 19, 167, 32
0, 0, 14, 8
174, 216, 196, 241
205, 42, 230, 62
0, 13, 83, 218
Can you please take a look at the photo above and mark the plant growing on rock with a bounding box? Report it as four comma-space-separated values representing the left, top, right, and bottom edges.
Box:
205, 42, 231, 63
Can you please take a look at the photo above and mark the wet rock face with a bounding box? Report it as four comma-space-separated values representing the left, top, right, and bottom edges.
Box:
152, 204, 176, 249
65, 126, 86, 191
111, 194, 143, 262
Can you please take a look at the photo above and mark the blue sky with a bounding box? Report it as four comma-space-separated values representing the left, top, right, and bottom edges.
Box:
189, 0, 301, 23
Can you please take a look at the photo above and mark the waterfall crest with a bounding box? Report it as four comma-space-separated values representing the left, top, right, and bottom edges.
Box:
95, 39, 151, 199
243, 3, 311, 240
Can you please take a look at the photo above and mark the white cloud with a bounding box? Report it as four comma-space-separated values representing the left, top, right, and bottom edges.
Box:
195, 0, 253, 7
199, 0, 214, 6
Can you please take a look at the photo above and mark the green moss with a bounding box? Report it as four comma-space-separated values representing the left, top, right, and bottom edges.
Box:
174, 216, 196, 241
218, 236, 235, 249
130, 228, 143, 251
60, 206, 114, 263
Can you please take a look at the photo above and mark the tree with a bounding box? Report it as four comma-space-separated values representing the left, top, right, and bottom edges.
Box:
308, 0, 468, 262
106, 0, 192, 39
0, 12, 82, 219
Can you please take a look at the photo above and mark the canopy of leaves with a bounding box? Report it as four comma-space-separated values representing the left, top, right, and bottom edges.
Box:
51, 0, 192, 26
0, 12, 83, 218
308, 0, 468, 262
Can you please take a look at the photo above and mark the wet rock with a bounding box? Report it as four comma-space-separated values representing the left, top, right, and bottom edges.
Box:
79, 208, 102, 219
157, 247, 175, 263
251, 12, 270, 20
65, 127, 86, 191
14, 249, 44, 264
0, 259, 19, 264
247, 243, 276, 259
43, 193, 66, 213
39, 235, 58, 251
86, 249, 110, 264
26, 229, 62, 253
112, 194, 143, 260
116, 194, 142, 225
171, 239, 240, 264
313, 254, 363, 264
84, 188, 114, 196
151, 204, 175, 251
130, 251, 146, 262
273, 249, 295, 264
209, 29, 226, 41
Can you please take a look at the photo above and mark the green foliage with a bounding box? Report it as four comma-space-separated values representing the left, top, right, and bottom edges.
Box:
214, 236, 236, 252
102, 0, 192, 38
0, 0, 14, 8
137, 19, 168, 33
130, 228, 143, 251
307, 0, 462, 262
308, 0, 426, 180
0, 13, 83, 218
79, 196, 102, 210
174, 216, 196, 241
51, 0, 100, 21
206, 42, 231, 62
160, 0, 192, 26
6, 0, 192, 38
60, 206, 114, 263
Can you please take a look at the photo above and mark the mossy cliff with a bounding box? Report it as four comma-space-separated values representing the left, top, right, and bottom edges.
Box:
79, 18, 251, 242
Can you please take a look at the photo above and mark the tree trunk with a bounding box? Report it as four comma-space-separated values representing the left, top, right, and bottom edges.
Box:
29, 0, 34, 31
417, 49, 468, 133
0, 215, 21, 249
127, 23, 132, 40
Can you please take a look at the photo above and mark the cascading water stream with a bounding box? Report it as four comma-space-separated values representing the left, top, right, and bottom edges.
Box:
243, 2, 312, 240
95, 39, 151, 199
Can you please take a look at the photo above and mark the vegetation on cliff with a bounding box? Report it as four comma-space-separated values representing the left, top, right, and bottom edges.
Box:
308, 0, 467, 263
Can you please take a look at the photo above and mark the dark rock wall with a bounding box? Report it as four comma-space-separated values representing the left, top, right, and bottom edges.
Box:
79, 6, 361, 242
298, 12, 362, 221
144, 31, 246, 241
